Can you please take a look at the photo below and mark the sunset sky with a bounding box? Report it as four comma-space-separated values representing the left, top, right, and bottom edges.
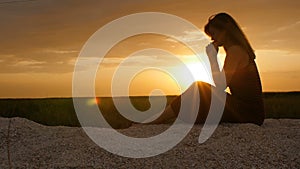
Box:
0, 0, 299, 98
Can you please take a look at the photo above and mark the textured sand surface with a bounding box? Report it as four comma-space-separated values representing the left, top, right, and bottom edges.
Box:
0, 117, 299, 169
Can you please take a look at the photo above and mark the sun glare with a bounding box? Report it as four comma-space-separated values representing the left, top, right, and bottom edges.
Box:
87, 98, 99, 106
185, 62, 211, 83
186, 62, 203, 81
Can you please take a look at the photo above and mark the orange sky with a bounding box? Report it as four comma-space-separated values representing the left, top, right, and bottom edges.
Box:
0, 0, 299, 98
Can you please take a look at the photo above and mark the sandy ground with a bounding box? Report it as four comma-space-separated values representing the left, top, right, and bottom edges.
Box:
0, 117, 299, 169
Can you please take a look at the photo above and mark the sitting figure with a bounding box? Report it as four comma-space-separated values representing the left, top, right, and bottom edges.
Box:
148, 13, 265, 125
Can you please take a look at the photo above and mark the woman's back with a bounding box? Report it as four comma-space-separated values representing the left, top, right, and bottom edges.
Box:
229, 59, 263, 104
226, 57, 264, 123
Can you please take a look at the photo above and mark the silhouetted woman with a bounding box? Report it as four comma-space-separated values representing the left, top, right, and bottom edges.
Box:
148, 12, 264, 125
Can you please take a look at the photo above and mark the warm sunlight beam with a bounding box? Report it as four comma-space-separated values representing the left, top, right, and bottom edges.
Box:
185, 62, 207, 81
182, 56, 213, 85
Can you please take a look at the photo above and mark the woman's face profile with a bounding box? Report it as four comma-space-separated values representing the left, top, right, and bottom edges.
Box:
209, 26, 226, 47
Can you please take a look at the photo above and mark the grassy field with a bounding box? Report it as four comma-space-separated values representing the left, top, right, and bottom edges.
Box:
0, 92, 299, 128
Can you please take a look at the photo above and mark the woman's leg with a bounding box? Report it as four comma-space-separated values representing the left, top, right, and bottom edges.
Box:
171, 81, 212, 124
194, 82, 212, 123
146, 81, 213, 124
145, 81, 264, 125
221, 95, 265, 125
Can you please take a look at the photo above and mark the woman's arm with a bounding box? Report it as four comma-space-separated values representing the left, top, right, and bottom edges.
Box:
206, 43, 226, 91
206, 44, 249, 91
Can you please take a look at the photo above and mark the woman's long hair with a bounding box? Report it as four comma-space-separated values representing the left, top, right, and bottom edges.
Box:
204, 13, 256, 60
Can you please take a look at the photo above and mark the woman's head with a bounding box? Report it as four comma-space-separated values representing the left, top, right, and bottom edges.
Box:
204, 12, 256, 59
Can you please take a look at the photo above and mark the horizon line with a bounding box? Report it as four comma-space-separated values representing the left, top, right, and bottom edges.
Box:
0, 91, 300, 99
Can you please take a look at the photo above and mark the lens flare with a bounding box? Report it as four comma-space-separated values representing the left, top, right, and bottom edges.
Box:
86, 98, 99, 106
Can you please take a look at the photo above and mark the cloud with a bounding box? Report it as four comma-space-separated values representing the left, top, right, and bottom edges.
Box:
74, 50, 206, 71
275, 21, 300, 32
43, 49, 79, 54
256, 19, 300, 52
0, 53, 75, 74
14, 60, 46, 67
255, 49, 300, 73
165, 30, 208, 44
81, 54, 178, 69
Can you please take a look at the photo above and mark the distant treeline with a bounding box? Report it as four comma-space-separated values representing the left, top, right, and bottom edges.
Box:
0, 92, 299, 128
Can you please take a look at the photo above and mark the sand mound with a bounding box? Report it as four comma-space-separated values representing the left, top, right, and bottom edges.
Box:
0, 117, 299, 168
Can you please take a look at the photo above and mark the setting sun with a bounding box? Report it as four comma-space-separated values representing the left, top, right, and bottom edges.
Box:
185, 62, 211, 83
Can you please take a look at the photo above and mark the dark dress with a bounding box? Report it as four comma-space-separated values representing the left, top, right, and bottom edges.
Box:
222, 59, 264, 125
170, 58, 265, 125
